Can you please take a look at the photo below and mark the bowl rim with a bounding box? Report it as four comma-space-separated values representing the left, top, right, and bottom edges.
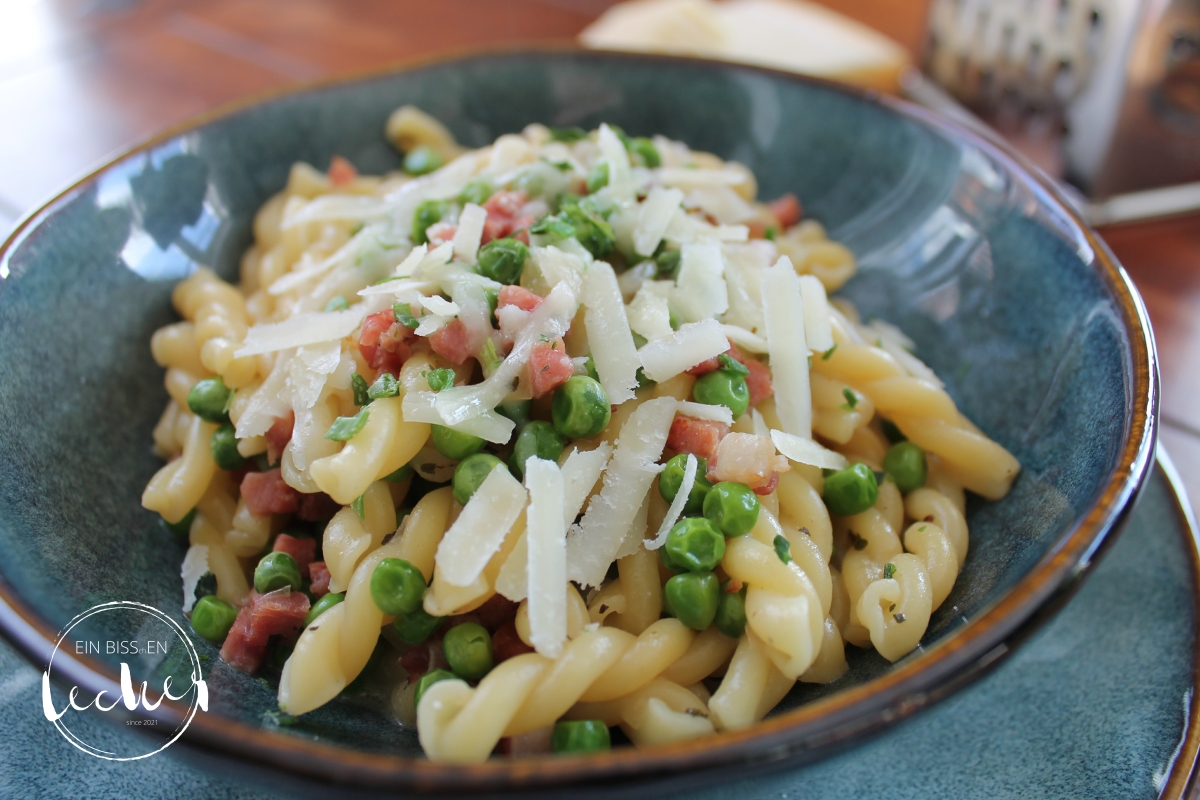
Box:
0, 43, 1161, 793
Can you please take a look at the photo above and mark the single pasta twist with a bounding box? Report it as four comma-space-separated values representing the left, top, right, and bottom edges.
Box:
142, 410, 218, 525
171, 267, 259, 388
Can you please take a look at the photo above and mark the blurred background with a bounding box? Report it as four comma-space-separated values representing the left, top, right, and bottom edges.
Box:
0, 0, 1197, 506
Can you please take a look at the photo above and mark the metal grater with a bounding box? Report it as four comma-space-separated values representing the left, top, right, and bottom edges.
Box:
923, 0, 1200, 217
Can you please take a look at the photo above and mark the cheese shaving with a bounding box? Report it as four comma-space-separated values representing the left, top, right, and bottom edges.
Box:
633, 187, 684, 256
235, 307, 367, 358
722, 323, 769, 353
560, 443, 613, 528
626, 283, 675, 343
420, 295, 460, 316
583, 261, 641, 404
676, 401, 734, 425
763, 256, 812, 438
567, 397, 676, 587
598, 123, 634, 202
637, 318, 728, 382
524, 458, 567, 659
434, 465, 526, 587
357, 278, 440, 298
648, 453, 696, 550
180, 545, 210, 613
674, 241, 728, 321
452, 203, 487, 263
494, 532, 528, 602
798, 275, 834, 353
401, 391, 514, 444
770, 429, 849, 471
414, 314, 453, 337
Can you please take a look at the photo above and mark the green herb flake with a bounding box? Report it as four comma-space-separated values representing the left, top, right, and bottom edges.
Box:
549, 126, 588, 143
764, 226, 777, 241
839, 387, 859, 411
773, 535, 792, 564
425, 368, 456, 392
822, 344, 838, 360
324, 295, 350, 312
542, 157, 573, 172
717, 353, 750, 377
530, 214, 575, 241
367, 372, 400, 400
351, 493, 365, 520
325, 408, 369, 442
883, 562, 897, 580
918, 525, 928, 532
478, 338, 503, 378
393, 302, 420, 329
351, 373, 371, 406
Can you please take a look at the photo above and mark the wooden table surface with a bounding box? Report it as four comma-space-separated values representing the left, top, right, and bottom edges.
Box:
2, 0, 1197, 508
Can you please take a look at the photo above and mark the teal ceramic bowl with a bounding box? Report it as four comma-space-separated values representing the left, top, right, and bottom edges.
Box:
0, 48, 1157, 796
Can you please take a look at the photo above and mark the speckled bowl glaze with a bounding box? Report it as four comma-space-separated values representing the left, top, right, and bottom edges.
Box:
0, 48, 1157, 796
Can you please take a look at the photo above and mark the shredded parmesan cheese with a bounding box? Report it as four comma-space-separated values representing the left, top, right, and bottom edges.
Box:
676, 401, 734, 425
180, 545, 210, 613
235, 307, 367, 358
722, 324, 769, 354
648, 453, 696, 550
597, 124, 634, 202
452, 203, 486, 263
798, 275, 834, 353
770, 429, 849, 471
583, 261, 641, 404
674, 241, 728, 321
524, 458, 568, 659
435, 465, 526, 587
401, 391, 514, 444
637, 318, 728, 382
634, 187, 684, 256
560, 444, 613, 528
763, 256, 812, 438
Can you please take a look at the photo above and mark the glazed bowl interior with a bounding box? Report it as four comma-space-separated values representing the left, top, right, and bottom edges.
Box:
0, 49, 1153, 789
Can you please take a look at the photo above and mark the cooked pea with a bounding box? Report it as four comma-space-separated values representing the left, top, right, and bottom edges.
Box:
714, 583, 747, 638
552, 720, 611, 754
664, 572, 720, 630
692, 370, 750, 418
823, 462, 879, 516
190, 595, 238, 643
304, 592, 344, 627
369, 558, 426, 615
210, 424, 246, 471
627, 137, 661, 167
496, 399, 532, 425
431, 424, 486, 461
883, 441, 928, 494
452, 453, 507, 505
163, 508, 196, 537
703, 482, 760, 537
460, 179, 492, 207
664, 517, 726, 573
442, 622, 493, 681
414, 669, 456, 708
657, 454, 712, 514
403, 145, 443, 175
254, 552, 303, 594
551, 376, 611, 439
477, 238, 529, 285
411, 199, 446, 244
187, 377, 232, 423
393, 606, 445, 644
509, 421, 565, 479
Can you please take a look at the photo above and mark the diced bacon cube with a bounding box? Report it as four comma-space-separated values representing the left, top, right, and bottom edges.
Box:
481, 191, 534, 244
706, 432, 789, 492
497, 285, 543, 312
428, 318, 473, 365
667, 416, 730, 462
218, 589, 310, 674
273, 533, 316, 579
241, 469, 299, 516
769, 193, 803, 228
297, 492, 339, 522
328, 155, 358, 187
528, 337, 574, 398
745, 359, 774, 407
359, 308, 416, 375
309, 562, 331, 596
399, 644, 432, 684
264, 413, 294, 466
475, 594, 520, 632
425, 222, 457, 246
686, 340, 746, 376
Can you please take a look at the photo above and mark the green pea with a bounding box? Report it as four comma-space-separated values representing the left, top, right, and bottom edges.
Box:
714, 582, 747, 638
411, 199, 446, 244
703, 482, 760, 537
823, 462, 879, 516
187, 377, 232, 423
460, 179, 493, 207
692, 370, 750, 419
369, 558, 426, 615
431, 424, 486, 461
414, 669, 456, 708
552, 719, 612, 754
477, 238, 529, 285
509, 421, 565, 479
452, 453, 507, 505
403, 145, 443, 175
442, 622, 494, 681
586, 162, 609, 193
190, 595, 238, 643
658, 454, 713, 514
664, 572, 720, 631
304, 592, 344, 627
551, 376, 611, 439
628, 137, 661, 167
883, 442, 928, 494
210, 423, 246, 471
496, 399, 532, 425
253, 551, 303, 594
163, 508, 196, 537
664, 517, 726, 573
393, 606, 445, 644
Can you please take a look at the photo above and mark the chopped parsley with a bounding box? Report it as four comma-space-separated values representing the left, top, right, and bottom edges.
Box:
839, 387, 859, 411
323, 295, 349, 312
764, 226, 777, 241
918, 525, 928, 532
773, 535, 792, 564
351, 373, 371, 406
367, 372, 400, 400
325, 408, 369, 441
478, 339, 503, 377
717, 353, 749, 377
424, 368, 456, 392
548, 126, 588, 142
822, 344, 838, 360
883, 562, 896, 580
351, 493, 365, 520
393, 302, 420, 329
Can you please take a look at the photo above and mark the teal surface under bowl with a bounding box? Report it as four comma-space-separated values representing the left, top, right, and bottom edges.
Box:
0, 48, 1156, 796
